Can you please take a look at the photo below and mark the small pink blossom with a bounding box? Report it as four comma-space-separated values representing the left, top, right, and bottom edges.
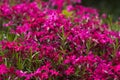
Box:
114, 64, 120, 74
65, 66, 75, 75
0, 64, 8, 75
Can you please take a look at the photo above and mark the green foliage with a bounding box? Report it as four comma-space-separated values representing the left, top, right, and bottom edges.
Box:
62, 10, 73, 18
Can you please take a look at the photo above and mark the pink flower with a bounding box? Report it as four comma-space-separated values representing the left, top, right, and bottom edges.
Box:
114, 64, 120, 74
16, 70, 27, 78
0, 64, 8, 75
41, 72, 48, 79
51, 0, 64, 9
66, 5, 73, 11
50, 70, 59, 76
102, 13, 107, 19
16, 23, 30, 34
65, 66, 75, 75
0, 4, 12, 17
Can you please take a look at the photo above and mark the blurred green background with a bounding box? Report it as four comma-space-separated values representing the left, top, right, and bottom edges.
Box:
82, 0, 120, 20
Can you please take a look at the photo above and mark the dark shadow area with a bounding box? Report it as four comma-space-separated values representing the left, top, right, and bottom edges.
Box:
82, 0, 120, 19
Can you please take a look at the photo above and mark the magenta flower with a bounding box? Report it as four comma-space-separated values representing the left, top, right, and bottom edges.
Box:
50, 70, 59, 76
102, 13, 107, 19
65, 66, 75, 75
0, 0, 120, 79
114, 64, 120, 74
0, 64, 8, 75
16, 70, 27, 78
0, 4, 12, 18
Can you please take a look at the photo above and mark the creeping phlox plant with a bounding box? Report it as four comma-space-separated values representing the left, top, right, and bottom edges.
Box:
0, 0, 120, 80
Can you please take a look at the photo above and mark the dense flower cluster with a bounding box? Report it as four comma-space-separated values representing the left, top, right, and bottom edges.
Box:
0, 0, 120, 80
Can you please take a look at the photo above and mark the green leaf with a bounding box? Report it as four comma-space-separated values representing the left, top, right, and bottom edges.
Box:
62, 10, 73, 18
7, 33, 18, 41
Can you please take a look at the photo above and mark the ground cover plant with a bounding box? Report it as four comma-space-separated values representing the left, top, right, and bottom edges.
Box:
0, 0, 120, 80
